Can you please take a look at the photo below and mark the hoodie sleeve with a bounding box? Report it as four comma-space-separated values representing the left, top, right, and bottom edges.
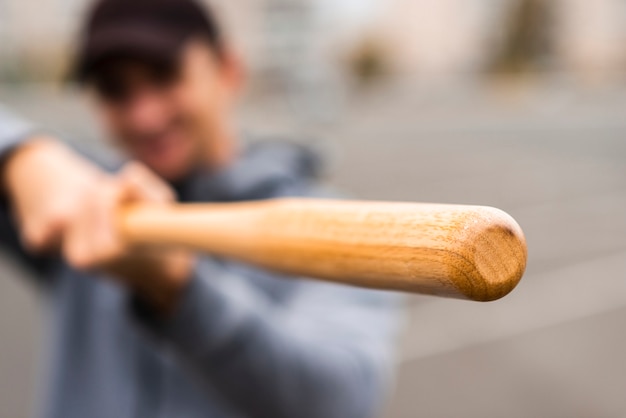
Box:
0, 104, 37, 163
134, 258, 403, 418
0, 104, 58, 278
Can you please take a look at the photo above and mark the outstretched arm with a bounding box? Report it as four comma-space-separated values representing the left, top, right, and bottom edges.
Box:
0, 111, 208, 315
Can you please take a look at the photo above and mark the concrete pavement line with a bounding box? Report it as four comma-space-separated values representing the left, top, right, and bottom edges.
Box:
399, 251, 626, 363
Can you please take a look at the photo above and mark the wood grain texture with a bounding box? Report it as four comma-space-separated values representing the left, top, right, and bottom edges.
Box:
118, 199, 527, 301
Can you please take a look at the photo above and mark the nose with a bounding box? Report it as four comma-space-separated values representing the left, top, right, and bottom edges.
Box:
125, 88, 170, 133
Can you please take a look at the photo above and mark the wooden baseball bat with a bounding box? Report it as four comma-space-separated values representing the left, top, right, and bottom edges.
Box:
118, 199, 527, 301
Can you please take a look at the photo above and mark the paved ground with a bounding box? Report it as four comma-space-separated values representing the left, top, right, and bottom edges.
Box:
1, 81, 625, 417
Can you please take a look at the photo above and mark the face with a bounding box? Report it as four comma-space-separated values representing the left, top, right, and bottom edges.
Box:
91, 40, 242, 181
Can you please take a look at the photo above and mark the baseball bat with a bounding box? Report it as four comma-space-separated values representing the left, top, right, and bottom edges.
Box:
118, 198, 527, 301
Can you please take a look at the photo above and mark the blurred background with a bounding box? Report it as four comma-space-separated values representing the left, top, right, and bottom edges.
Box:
1, 0, 626, 416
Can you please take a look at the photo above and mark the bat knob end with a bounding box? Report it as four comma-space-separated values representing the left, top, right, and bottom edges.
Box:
453, 207, 527, 302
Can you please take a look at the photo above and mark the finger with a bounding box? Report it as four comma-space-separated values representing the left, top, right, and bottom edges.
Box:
62, 191, 95, 269
21, 216, 64, 253
18, 194, 75, 253
63, 180, 126, 270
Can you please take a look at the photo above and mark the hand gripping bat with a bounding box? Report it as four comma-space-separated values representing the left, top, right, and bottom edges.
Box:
118, 199, 527, 302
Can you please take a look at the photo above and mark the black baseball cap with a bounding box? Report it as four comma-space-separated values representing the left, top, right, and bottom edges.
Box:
72, 0, 222, 82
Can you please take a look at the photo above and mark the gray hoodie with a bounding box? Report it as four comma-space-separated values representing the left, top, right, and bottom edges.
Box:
0, 105, 402, 418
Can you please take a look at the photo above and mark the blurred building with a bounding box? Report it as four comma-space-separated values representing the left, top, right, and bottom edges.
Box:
555, 0, 626, 82
0, 0, 86, 79
1, 0, 626, 83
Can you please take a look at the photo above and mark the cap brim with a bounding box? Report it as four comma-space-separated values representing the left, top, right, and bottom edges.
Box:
72, 24, 187, 82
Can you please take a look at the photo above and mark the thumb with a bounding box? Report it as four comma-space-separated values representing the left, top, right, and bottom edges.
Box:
117, 162, 175, 204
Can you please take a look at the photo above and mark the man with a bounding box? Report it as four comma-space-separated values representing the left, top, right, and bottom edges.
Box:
0, 0, 401, 418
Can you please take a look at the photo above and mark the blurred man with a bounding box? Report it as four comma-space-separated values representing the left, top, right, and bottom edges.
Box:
0, 0, 401, 417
